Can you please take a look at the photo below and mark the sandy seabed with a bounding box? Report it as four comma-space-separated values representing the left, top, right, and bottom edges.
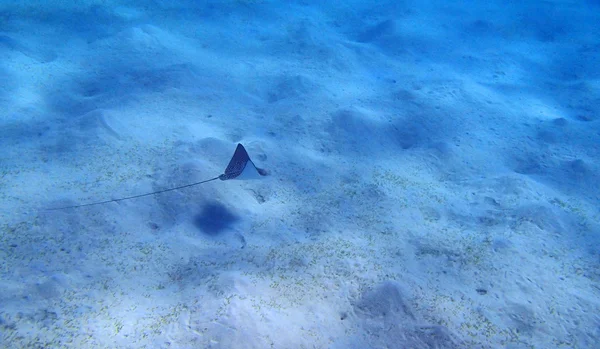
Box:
1, 1, 599, 348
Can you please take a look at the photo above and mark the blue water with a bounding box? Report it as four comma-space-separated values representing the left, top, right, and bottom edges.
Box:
1, 1, 599, 348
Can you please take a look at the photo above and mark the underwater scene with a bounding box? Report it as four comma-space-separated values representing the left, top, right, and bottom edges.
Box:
1, 0, 599, 348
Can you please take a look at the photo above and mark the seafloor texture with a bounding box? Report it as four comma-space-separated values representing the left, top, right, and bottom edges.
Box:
1, 0, 599, 348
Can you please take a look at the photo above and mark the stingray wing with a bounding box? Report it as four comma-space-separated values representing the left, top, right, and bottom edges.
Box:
219, 143, 267, 180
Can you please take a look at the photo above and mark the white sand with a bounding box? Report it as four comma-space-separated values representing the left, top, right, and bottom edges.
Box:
1, 1, 599, 348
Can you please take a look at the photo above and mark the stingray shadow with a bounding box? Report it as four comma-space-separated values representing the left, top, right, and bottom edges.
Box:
193, 202, 239, 236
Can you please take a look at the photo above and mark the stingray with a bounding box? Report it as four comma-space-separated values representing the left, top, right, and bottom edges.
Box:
48, 143, 268, 210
